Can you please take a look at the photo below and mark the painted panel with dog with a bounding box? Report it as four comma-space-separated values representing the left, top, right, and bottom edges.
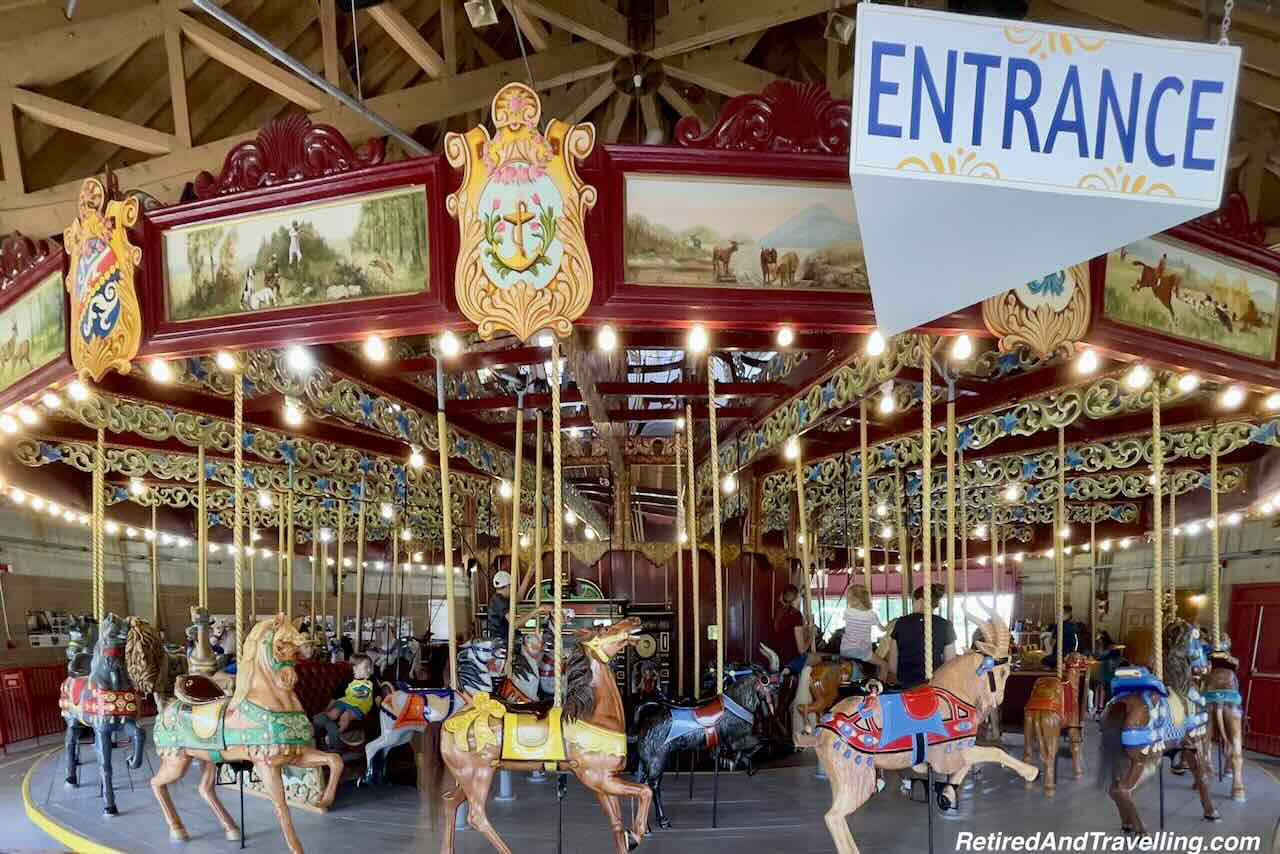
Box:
1102, 235, 1279, 361
161, 186, 429, 323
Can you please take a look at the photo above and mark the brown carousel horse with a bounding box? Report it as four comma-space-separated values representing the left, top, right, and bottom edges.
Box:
1202, 642, 1246, 802
816, 606, 1037, 854
437, 617, 652, 854
148, 614, 344, 854
1097, 619, 1218, 833
1022, 653, 1089, 795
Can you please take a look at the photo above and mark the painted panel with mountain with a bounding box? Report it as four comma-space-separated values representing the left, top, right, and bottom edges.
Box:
623, 174, 866, 291
1103, 236, 1278, 360
162, 186, 430, 323
0, 271, 66, 393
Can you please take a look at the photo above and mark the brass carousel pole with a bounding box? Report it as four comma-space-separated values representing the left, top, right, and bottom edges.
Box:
686, 402, 701, 697
285, 489, 295, 619
1210, 436, 1221, 647
336, 503, 345, 647
150, 502, 160, 626
1151, 378, 1164, 680
922, 337, 933, 680
895, 467, 908, 616
249, 509, 257, 626
197, 444, 207, 609
1056, 426, 1065, 681
674, 424, 686, 697
534, 412, 544, 610
310, 504, 319, 640
1089, 512, 1097, 654
860, 400, 872, 597
550, 340, 565, 706
233, 367, 244, 658
277, 495, 285, 613
1168, 486, 1177, 611
437, 352, 458, 691
355, 491, 367, 652
793, 441, 814, 655
960, 452, 969, 642
707, 357, 727, 685
505, 395, 525, 676
945, 388, 956, 623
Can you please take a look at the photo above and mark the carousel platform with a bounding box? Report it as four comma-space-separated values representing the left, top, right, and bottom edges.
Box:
21, 737, 1279, 854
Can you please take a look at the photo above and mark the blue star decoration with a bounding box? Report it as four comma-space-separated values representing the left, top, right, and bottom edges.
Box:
187, 357, 208, 381
806, 465, 821, 482
38, 442, 63, 462
1065, 449, 1084, 470
797, 400, 810, 425
1026, 485, 1042, 502
280, 441, 298, 466
242, 432, 255, 451
1021, 458, 1037, 480
848, 456, 862, 477
358, 457, 374, 476
316, 478, 332, 493
241, 470, 255, 487
1065, 480, 1080, 498
1199, 473, 1211, 488
999, 412, 1019, 435
111, 486, 128, 503
906, 472, 922, 496
995, 352, 1020, 378
820, 382, 836, 407
1250, 422, 1279, 444
958, 426, 975, 451
204, 462, 218, 480
358, 395, 376, 423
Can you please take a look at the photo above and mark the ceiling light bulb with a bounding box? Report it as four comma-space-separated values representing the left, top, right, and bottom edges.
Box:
1076, 349, 1098, 375
46, 502, 59, 516
41, 392, 61, 409
722, 473, 737, 494
1119, 537, 1132, 549
9, 488, 24, 505
865, 330, 886, 357
79, 513, 90, 525
125, 527, 137, 538
857, 547, 866, 558
1226, 512, 1242, 526
130, 476, 146, 496
1220, 385, 1245, 409
776, 326, 795, 348
675, 416, 685, 430
537, 332, 554, 348
283, 398, 304, 427
978, 556, 988, 566
401, 528, 413, 541
585, 527, 596, 540
880, 524, 893, 539
439, 331, 461, 358
876, 502, 888, 518
105, 521, 119, 534
951, 334, 973, 360
519, 533, 530, 548
499, 479, 513, 499
784, 436, 800, 460
679, 531, 689, 544
381, 502, 393, 519
409, 446, 425, 469
687, 324, 708, 354
1125, 364, 1151, 390
565, 509, 577, 526
878, 388, 895, 415
286, 345, 312, 373
16, 405, 37, 426
68, 380, 89, 401
1266, 392, 1280, 411
63, 510, 75, 522
1263, 503, 1277, 516
974, 524, 988, 539
30, 496, 44, 510
1099, 539, 1112, 551
215, 351, 237, 372
1177, 373, 1200, 393
209, 542, 219, 553
1185, 521, 1202, 535
363, 336, 387, 362
258, 490, 272, 508
144, 529, 155, 541
597, 324, 618, 352
320, 528, 332, 543
0, 414, 18, 434
1003, 483, 1021, 502
1059, 525, 1070, 538
149, 360, 173, 383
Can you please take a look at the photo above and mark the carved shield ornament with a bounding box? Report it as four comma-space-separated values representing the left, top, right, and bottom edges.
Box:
446, 83, 597, 342
63, 177, 143, 382
982, 264, 1090, 359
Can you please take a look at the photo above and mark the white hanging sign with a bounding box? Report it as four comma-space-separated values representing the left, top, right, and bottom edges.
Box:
849, 4, 1241, 336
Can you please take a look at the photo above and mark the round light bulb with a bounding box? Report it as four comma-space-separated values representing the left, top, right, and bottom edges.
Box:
878, 391, 895, 415
1076, 349, 1098, 375
784, 436, 800, 461
286, 345, 312, 373
401, 528, 413, 541
880, 524, 893, 539
258, 490, 272, 508
0, 414, 18, 434
409, 446, 425, 469
68, 380, 89, 401
951, 334, 973, 360
722, 473, 737, 494
215, 351, 238, 372
381, 502, 393, 519
439, 331, 461, 358
1266, 392, 1280, 411
1226, 512, 1242, 526
1003, 483, 1021, 502
1124, 364, 1151, 390
519, 533, 530, 548
41, 392, 62, 409
149, 360, 173, 383
865, 330, 886, 357
584, 527, 596, 540
875, 502, 888, 518
596, 324, 618, 353
687, 324, 709, 354
499, 479, 513, 499
363, 336, 387, 362
776, 326, 795, 348
283, 398, 304, 427
675, 416, 685, 430
17, 405, 37, 425
1220, 385, 1245, 409
1177, 373, 1200, 393
130, 476, 146, 496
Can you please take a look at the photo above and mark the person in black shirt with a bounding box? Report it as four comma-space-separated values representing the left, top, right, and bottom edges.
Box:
1042, 604, 1080, 671
882, 584, 957, 688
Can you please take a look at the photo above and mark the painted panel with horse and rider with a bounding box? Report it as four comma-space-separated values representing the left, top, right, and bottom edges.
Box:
1102, 235, 1279, 360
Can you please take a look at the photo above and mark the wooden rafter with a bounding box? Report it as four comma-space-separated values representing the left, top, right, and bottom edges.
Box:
10, 87, 176, 154
517, 0, 631, 56
165, 23, 193, 148
368, 3, 448, 78
651, 0, 832, 59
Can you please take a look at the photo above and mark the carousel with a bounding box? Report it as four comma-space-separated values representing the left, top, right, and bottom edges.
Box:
1, 4, 1278, 853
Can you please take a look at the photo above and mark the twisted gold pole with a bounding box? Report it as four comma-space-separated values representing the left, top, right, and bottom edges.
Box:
960, 452, 969, 642
1056, 426, 1065, 680
197, 444, 207, 608
336, 502, 345, 643
355, 492, 367, 652
438, 417, 457, 691
550, 340, 564, 706
1169, 486, 1177, 607
310, 503, 319, 640
895, 466, 908, 614
922, 336, 933, 680
1089, 514, 1097, 654
534, 412, 544, 610
1210, 434, 1221, 647
707, 361, 726, 686
860, 399, 871, 596
285, 490, 294, 619
794, 450, 813, 654
151, 503, 160, 626
94, 427, 104, 620
233, 372, 244, 659
277, 496, 285, 613
1152, 380, 1164, 680
686, 402, 701, 697
674, 426, 686, 697
505, 401, 524, 676
946, 397, 956, 622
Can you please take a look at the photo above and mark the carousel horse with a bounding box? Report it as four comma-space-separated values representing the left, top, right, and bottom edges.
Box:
633, 645, 781, 829
816, 605, 1039, 854
149, 614, 344, 854
1022, 653, 1089, 795
1203, 646, 1245, 802
437, 617, 653, 854
362, 682, 460, 785
58, 613, 148, 815
1097, 620, 1217, 834
794, 657, 871, 742
65, 615, 97, 676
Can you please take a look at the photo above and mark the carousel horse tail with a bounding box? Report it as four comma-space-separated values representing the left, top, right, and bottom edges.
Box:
1095, 701, 1126, 790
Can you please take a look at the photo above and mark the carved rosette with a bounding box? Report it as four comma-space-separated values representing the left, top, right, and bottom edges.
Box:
193, 114, 386, 199
445, 83, 597, 342
63, 178, 143, 382
982, 264, 1090, 359
675, 81, 851, 155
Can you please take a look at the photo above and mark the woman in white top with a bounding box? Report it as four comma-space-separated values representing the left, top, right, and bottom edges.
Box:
840, 585, 885, 679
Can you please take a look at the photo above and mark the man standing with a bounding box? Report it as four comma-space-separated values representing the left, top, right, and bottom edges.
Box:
485, 562, 540, 646
288, 221, 303, 266
878, 584, 957, 689
1042, 604, 1080, 671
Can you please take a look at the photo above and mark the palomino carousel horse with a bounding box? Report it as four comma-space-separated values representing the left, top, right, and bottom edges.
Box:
150, 614, 344, 854
1203, 644, 1245, 802
816, 606, 1038, 854
438, 617, 653, 854
1022, 653, 1089, 795
58, 613, 147, 815
633, 645, 781, 829
1097, 619, 1218, 833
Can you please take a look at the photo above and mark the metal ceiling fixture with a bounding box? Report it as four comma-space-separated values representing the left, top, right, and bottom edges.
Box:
464, 0, 500, 28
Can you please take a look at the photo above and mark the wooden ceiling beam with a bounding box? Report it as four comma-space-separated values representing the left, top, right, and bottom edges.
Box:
597, 381, 788, 397
451, 389, 585, 413
664, 56, 778, 99
612, 406, 754, 422
17, 46, 137, 159
517, 0, 631, 55
0, 1, 166, 87
603, 92, 632, 143
393, 344, 551, 374
368, 2, 448, 78
10, 87, 176, 154
505, 0, 552, 52
650, 0, 832, 59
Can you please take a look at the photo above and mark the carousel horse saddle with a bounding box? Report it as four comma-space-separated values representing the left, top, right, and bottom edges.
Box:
819, 686, 978, 766
500, 707, 567, 762
174, 674, 227, 705
67, 653, 92, 678
1025, 678, 1065, 714
663, 694, 753, 750
1120, 690, 1208, 749
1110, 667, 1167, 699
1202, 689, 1243, 706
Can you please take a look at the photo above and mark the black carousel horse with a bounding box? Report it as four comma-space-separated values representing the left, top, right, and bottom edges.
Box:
58, 613, 147, 815
632, 645, 780, 829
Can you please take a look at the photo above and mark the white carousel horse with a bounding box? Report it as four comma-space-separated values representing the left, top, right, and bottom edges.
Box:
362, 683, 459, 784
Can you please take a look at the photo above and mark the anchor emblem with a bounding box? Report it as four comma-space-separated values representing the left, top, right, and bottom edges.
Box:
481, 188, 560, 281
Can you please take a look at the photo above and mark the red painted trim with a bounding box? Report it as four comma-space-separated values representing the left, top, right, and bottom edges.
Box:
137, 157, 460, 358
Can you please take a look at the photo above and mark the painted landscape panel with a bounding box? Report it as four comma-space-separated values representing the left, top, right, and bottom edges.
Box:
0, 271, 66, 393
1103, 236, 1279, 360
624, 174, 866, 291
163, 186, 430, 322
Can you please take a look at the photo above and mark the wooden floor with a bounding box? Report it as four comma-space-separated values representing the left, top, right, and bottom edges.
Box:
21, 736, 1279, 854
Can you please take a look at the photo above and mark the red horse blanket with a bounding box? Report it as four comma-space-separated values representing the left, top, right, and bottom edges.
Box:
819, 686, 980, 765
59, 677, 142, 721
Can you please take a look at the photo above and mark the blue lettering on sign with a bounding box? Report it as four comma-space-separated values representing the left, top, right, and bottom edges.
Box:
869, 41, 906, 139
1184, 79, 1223, 172
863, 39, 1228, 173
911, 47, 957, 143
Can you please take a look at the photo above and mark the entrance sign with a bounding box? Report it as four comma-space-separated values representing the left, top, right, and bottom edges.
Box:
850, 4, 1241, 336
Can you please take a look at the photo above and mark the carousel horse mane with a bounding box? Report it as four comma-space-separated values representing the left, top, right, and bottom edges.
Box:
1163, 619, 1198, 695
125, 617, 165, 695
562, 643, 596, 722
231, 617, 283, 705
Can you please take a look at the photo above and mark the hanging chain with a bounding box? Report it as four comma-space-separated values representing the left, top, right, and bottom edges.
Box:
1220, 0, 1235, 44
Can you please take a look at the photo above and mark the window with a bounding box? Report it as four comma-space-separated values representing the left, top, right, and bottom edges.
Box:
813, 592, 1015, 654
